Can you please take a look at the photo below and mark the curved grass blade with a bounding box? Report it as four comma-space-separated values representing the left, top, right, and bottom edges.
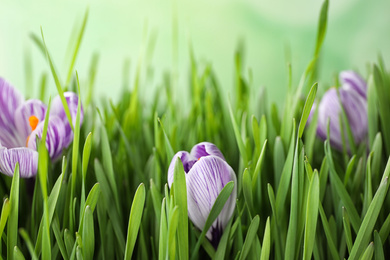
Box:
348, 177, 389, 259
173, 158, 188, 260
19, 229, 38, 260
124, 183, 146, 260
0, 198, 10, 243
65, 8, 89, 86
239, 215, 260, 260
325, 141, 361, 233
168, 206, 179, 260
40, 27, 74, 131
158, 198, 167, 260
13, 246, 26, 260
82, 206, 95, 260
260, 217, 271, 260
303, 170, 319, 260
7, 164, 20, 260
242, 169, 254, 217
298, 83, 317, 139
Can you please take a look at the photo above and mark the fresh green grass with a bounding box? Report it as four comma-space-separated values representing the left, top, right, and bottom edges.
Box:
0, 0, 390, 259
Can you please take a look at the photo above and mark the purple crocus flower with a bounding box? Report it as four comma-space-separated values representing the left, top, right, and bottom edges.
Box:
0, 77, 83, 178
168, 142, 237, 247
314, 71, 367, 150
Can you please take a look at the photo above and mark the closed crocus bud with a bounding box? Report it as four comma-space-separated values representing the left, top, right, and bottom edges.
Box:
168, 142, 237, 247
339, 70, 367, 99
316, 72, 367, 150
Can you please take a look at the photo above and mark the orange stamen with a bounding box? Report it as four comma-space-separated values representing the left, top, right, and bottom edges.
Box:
29, 115, 39, 131
26, 115, 39, 147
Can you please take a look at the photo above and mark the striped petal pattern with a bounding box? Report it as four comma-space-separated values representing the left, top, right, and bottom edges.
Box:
0, 145, 38, 178
27, 117, 68, 161
0, 77, 84, 177
0, 78, 24, 148
186, 156, 236, 245
315, 70, 367, 151
168, 142, 236, 246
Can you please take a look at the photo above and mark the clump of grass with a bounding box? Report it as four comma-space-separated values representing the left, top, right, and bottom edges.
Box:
1, 0, 390, 259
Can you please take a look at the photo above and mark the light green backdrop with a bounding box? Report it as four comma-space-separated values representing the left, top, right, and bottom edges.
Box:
1, 0, 389, 105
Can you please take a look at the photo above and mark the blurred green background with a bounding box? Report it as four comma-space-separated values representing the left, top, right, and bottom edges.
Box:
1, 0, 389, 105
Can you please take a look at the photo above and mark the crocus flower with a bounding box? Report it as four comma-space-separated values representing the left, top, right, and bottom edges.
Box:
168, 142, 237, 247
314, 71, 367, 150
0, 77, 83, 177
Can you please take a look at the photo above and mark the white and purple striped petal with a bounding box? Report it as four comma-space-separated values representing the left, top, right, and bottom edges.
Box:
190, 142, 226, 161
14, 100, 47, 142
27, 117, 68, 161
340, 70, 367, 99
0, 145, 38, 178
316, 87, 367, 150
167, 151, 197, 187
0, 78, 24, 148
186, 155, 237, 245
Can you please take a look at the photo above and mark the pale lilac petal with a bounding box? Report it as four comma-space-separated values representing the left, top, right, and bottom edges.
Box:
50, 92, 84, 147
14, 100, 47, 142
339, 88, 367, 144
340, 70, 367, 99
0, 145, 38, 178
27, 117, 68, 161
0, 78, 24, 148
190, 142, 226, 161
316, 87, 367, 150
186, 156, 237, 243
316, 88, 342, 148
167, 151, 197, 188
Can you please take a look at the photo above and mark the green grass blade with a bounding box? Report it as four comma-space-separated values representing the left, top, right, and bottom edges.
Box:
7, 164, 20, 260
260, 217, 271, 260
314, 0, 329, 56
40, 27, 74, 131
38, 141, 51, 260
82, 206, 95, 260
243, 169, 254, 217
19, 229, 38, 260
0, 198, 10, 242
158, 198, 167, 260
35, 173, 64, 256
374, 231, 384, 260
360, 242, 374, 260
173, 158, 188, 260
298, 83, 317, 138
65, 8, 89, 86
94, 160, 125, 254
349, 177, 389, 259
52, 217, 68, 260
325, 141, 361, 233
276, 119, 296, 218
124, 183, 146, 260
99, 123, 121, 217
157, 117, 175, 161
228, 98, 249, 166
251, 140, 267, 191
303, 170, 319, 260
239, 215, 260, 260
318, 203, 339, 259
13, 246, 25, 260
168, 206, 179, 260
342, 207, 353, 254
